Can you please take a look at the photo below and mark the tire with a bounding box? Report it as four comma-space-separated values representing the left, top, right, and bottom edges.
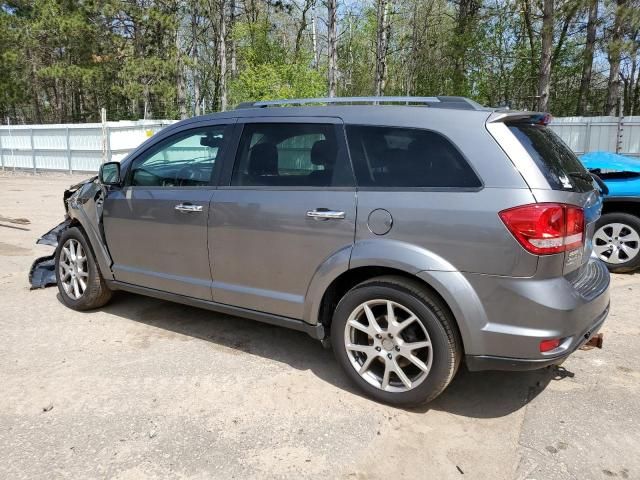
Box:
593, 212, 640, 273
331, 275, 461, 406
55, 226, 112, 310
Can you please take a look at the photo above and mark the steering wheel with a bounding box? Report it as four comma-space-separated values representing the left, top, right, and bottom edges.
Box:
175, 165, 203, 186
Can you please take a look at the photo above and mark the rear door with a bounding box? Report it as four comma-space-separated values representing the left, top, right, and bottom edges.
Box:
103, 122, 234, 300
209, 117, 356, 319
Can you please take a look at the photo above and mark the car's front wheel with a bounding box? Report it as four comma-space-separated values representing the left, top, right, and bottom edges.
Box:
593, 212, 640, 273
55, 227, 112, 310
331, 276, 461, 406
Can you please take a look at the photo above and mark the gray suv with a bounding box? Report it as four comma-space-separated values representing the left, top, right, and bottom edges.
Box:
44, 96, 610, 406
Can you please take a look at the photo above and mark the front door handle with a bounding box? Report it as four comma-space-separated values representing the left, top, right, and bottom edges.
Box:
306, 209, 346, 220
175, 203, 204, 213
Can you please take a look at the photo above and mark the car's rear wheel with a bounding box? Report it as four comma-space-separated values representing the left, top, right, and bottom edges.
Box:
593, 213, 640, 273
331, 276, 461, 406
55, 227, 112, 310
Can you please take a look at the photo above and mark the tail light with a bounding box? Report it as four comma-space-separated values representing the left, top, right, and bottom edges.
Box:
539, 338, 561, 352
499, 203, 585, 255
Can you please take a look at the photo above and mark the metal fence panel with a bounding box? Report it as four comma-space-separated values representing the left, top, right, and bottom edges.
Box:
0, 120, 175, 172
550, 116, 640, 158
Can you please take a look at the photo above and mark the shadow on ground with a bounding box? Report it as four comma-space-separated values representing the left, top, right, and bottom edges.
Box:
72, 291, 572, 419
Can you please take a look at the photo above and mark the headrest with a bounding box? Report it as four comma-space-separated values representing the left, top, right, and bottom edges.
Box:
310, 140, 337, 167
248, 143, 278, 176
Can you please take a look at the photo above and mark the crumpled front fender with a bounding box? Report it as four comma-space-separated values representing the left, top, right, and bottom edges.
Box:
28, 176, 113, 289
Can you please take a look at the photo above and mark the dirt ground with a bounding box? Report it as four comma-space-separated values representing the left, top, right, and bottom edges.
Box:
0, 171, 639, 480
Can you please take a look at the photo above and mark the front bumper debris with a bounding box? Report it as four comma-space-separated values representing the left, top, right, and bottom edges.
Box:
28, 219, 72, 289
29, 255, 56, 289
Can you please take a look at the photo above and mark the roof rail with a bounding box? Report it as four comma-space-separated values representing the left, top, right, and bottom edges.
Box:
236, 96, 485, 111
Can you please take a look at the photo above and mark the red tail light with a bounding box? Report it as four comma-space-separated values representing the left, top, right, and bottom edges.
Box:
499, 203, 585, 255
539, 338, 561, 352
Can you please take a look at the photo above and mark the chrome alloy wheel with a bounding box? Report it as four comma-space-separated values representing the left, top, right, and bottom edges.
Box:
344, 299, 433, 393
59, 238, 88, 300
593, 222, 640, 265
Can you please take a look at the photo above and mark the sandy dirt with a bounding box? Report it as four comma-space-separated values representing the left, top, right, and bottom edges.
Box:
0, 171, 638, 480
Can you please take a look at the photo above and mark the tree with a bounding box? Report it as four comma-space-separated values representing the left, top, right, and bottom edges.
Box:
537, 0, 554, 111
605, 0, 627, 115
327, 0, 338, 97
577, 0, 599, 115
374, 0, 391, 96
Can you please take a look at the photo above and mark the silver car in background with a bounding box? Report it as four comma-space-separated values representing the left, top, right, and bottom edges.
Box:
41, 96, 609, 406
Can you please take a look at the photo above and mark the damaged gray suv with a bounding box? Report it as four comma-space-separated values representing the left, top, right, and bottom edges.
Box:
35, 96, 610, 406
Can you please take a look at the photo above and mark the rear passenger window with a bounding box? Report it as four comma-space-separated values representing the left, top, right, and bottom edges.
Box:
345, 125, 481, 188
231, 123, 353, 187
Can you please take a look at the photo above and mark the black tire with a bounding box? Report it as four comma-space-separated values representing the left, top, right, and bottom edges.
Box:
594, 212, 640, 273
331, 275, 461, 406
55, 226, 112, 310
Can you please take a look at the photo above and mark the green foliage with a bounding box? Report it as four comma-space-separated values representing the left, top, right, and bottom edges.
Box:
229, 20, 324, 103
1, 0, 639, 122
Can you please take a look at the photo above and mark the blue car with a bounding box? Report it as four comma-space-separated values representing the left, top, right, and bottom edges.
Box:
581, 151, 640, 272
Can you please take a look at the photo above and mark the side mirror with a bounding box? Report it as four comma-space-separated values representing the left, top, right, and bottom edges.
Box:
99, 162, 121, 186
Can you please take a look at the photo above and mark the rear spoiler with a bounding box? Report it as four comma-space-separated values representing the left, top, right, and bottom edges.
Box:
487, 111, 552, 125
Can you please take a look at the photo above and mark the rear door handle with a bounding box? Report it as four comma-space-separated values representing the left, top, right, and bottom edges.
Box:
175, 203, 203, 213
306, 209, 346, 220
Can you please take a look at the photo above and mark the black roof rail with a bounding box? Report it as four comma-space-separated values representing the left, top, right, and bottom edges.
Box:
235, 96, 486, 111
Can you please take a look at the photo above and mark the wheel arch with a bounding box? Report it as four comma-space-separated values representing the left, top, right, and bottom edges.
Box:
313, 265, 476, 355
602, 199, 640, 218
66, 206, 114, 280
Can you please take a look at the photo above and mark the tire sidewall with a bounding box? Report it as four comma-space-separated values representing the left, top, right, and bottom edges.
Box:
55, 227, 100, 309
595, 212, 640, 272
331, 282, 455, 406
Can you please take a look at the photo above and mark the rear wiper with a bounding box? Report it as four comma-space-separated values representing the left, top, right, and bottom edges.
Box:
566, 171, 593, 182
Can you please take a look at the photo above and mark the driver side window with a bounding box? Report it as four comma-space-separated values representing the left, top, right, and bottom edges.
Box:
128, 125, 228, 187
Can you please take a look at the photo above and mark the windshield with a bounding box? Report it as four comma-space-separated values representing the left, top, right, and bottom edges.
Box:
508, 124, 594, 193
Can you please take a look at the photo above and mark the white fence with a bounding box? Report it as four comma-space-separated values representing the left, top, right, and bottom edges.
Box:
0, 120, 175, 173
0, 115, 639, 173
550, 116, 640, 158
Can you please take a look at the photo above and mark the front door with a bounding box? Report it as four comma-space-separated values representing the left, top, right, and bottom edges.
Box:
209, 118, 356, 319
103, 123, 233, 300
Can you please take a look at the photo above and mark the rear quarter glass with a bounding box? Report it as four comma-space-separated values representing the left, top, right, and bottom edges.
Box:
507, 124, 594, 193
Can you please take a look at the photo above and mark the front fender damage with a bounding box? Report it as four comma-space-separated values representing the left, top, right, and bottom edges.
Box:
28, 176, 105, 289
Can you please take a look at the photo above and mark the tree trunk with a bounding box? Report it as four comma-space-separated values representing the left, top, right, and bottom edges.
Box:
295, 0, 312, 59
176, 29, 188, 119
521, 0, 538, 110
26, 48, 42, 124
452, 0, 480, 94
374, 0, 391, 96
537, 0, 554, 112
327, 0, 338, 97
577, 0, 598, 115
219, 0, 228, 111
605, 0, 626, 116
230, 0, 237, 78
312, 2, 319, 69
625, 35, 638, 116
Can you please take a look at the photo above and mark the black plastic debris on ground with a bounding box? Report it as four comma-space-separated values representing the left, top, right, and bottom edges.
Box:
29, 219, 71, 289
29, 254, 57, 289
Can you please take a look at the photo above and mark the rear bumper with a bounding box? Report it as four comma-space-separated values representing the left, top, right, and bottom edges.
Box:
465, 301, 608, 371
432, 255, 610, 368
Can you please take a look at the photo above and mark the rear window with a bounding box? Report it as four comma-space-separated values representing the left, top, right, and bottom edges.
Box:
508, 124, 594, 192
345, 125, 481, 188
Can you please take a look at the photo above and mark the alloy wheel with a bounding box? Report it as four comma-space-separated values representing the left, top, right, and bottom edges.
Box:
593, 222, 640, 265
59, 238, 88, 300
343, 299, 433, 393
